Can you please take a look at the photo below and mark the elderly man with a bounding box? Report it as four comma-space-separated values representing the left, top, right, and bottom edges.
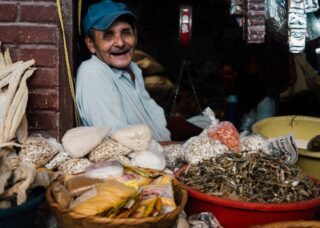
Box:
76, 0, 171, 141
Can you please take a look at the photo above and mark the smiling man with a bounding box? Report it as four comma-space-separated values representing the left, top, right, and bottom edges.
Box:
76, 0, 171, 141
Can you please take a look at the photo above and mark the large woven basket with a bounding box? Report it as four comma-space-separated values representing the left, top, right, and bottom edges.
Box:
46, 178, 188, 228
251, 220, 320, 228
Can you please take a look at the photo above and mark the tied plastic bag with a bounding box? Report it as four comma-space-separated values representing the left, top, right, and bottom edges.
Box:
182, 135, 229, 165
19, 134, 60, 168
58, 158, 92, 175
203, 107, 240, 153
111, 125, 152, 151
88, 138, 132, 163
62, 126, 111, 158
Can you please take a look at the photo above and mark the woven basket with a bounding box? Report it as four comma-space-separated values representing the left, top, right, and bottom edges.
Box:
251, 220, 320, 228
46, 178, 188, 228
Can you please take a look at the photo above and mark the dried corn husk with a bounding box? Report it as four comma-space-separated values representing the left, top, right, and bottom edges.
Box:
0, 43, 35, 145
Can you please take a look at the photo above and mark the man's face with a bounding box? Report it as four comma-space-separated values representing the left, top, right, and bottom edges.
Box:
85, 20, 137, 69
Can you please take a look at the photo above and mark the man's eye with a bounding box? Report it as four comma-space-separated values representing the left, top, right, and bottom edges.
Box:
103, 33, 114, 40
122, 30, 133, 36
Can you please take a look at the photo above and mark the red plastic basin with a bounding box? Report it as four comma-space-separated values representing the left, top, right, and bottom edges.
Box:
175, 166, 320, 228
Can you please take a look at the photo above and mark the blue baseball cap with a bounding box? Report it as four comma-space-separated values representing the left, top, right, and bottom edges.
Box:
83, 0, 137, 35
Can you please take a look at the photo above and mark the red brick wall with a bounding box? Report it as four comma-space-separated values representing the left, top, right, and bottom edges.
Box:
0, 1, 75, 139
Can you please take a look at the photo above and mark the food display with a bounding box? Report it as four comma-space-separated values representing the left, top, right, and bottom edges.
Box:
178, 152, 319, 203
182, 135, 229, 165
240, 134, 271, 155
88, 138, 132, 163
19, 136, 59, 168
48, 164, 182, 220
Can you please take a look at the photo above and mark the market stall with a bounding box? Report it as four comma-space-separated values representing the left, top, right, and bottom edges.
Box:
1, 0, 320, 227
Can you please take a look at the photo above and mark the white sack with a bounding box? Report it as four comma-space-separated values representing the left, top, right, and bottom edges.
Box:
62, 126, 111, 158
131, 150, 166, 170
111, 125, 152, 151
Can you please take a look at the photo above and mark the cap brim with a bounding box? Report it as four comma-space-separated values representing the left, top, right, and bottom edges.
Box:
93, 11, 137, 31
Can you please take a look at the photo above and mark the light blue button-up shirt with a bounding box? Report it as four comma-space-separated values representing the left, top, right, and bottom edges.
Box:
76, 55, 171, 141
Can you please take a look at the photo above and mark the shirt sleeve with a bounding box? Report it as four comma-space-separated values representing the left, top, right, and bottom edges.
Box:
76, 62, 127, 132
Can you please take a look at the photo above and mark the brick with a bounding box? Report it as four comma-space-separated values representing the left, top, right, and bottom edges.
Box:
28, 88, 59, 111
0, 44, 19, 63
20, 47, 58, 67
0, 25, 57, 44
26, 110, 58, 130
27, 67, 58, 87
20, 4, 58, 23
0, 4, 17, 21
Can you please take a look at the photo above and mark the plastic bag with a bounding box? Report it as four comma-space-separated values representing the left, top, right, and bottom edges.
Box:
117, 168, 152, 190
163, 143, 183, 169
131, 150, 166, 170
240, 132, 271, 155
111, 125, 152, 151
62, 126, 111, 158
182, 135, 229, 165
256, 97, 276, 121
70, 179, 137, 217
141, 186, 176, 214
88, 138, 132, 163
84, 160, 124, 180
58, 158, 92, 175
19, 134, 59, 168
203, 107, 241, 153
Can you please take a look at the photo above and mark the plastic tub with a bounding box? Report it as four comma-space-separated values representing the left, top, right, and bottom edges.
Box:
252, 115, 320, 179
0, 188, 45, 228
175, 166, 320, 228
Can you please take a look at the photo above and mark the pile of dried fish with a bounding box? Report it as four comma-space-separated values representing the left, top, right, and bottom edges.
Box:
179, 153, 320, 203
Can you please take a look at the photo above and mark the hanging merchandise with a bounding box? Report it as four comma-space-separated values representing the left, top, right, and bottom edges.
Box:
307, 12, 320, 41
230, 0, 266, 43
235, 0, 320, 51
288, 0, 308, 53
265, 0, 320, 52
265, 0, 288, 43
178, 5, 192, 47
244, 0, 266, 43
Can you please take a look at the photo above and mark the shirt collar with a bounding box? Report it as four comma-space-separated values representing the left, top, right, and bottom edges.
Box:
91, 55, 142, 79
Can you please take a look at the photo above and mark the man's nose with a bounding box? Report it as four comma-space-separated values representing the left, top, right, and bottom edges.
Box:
114, 34, 125, 46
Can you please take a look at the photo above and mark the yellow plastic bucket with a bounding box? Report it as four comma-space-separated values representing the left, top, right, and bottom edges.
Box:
252, 115, 320, 179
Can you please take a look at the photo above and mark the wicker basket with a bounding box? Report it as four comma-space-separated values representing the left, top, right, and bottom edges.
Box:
251, 220, 320, 228
46, 178, 188, 228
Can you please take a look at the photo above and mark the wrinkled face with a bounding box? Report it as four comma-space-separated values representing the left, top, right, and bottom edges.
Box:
85, 20, 137, 69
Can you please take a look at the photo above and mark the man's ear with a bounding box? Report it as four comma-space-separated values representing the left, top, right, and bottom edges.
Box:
85, 35, 96, 54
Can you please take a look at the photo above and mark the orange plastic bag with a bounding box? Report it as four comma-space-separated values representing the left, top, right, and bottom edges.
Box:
208, 121, 240, 152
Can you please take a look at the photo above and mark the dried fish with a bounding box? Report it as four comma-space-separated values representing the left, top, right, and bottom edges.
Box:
178, 153, 320, 203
